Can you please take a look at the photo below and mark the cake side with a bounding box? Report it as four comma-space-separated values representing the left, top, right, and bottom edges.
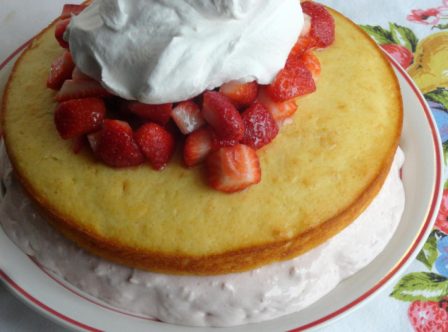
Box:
1, 8, 402, 275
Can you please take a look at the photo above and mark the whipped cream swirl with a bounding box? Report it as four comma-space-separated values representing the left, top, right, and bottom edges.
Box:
66, 0, 304, 104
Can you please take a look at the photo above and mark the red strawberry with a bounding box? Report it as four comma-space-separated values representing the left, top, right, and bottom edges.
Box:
171, 101, 205, 135
257, 88, 298, 121
122, 102, 172, 126
381, 44, 414, 69
184, 127, 213, 167
266, 61, 316, 102
300, 50, 321, 81
55, 18, 71, 49
408, 301, 448, 332
54, 98, 106, 139
47, 51, 75, 90
72, 67, 93, 81
95, 120, 144, 168
241, 103, 279, 150
206, 144, 261, 193
219, 81, 258, 107
202, 91, 244, 141
55, 80, 111, 102
287, 35, 313, 66
301, 13, 312, 37
301, 1, 335, 49
135, 123, 175, 170
60, 4, 88, 19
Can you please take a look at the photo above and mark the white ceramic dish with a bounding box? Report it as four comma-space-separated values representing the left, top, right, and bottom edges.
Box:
0, 42, 443, 331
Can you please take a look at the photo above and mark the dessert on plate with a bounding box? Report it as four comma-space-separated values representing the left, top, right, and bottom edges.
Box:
0, 0, 404, 327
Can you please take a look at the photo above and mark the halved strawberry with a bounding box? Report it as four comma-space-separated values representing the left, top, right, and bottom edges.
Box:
135, 123, 175, 170
171, 101, 205, 135
300, 50, 321, 81
60, 4, 88, 19
241, 103, 279, 150
206, 144, 261, 193
301, 13, 312, 37
202, 91, 244, 141
266, 61, 316, 102
72, 67, 93, 81
184, 127, 213, 167
54, 98, 106, 139
47, 51, 75, 90
286, 35, 313, 68
95, 120, 144, 168
219, 81, 258, 107
257, 88, 298, 121
301, 1, 335, 49
55, 18, 71, 49
121, 102, 172, 126
55, 80, 111, 102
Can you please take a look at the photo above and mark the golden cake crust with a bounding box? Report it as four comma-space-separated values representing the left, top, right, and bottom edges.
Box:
1, 8, 402, 275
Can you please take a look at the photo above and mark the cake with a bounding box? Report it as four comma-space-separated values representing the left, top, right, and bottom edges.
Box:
1, 0, 401, 279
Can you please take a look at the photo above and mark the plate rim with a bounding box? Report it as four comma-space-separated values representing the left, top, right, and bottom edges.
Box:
0, 43, 443, 332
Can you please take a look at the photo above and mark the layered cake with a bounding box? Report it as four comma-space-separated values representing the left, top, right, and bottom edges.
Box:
0, 0, 404, 326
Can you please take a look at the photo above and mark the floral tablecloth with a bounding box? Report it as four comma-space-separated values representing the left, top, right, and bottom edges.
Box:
1, 1, 448, 331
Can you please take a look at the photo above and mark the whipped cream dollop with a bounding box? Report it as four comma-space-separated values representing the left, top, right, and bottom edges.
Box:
0, 147, 405, 327
66, 0, 304, 104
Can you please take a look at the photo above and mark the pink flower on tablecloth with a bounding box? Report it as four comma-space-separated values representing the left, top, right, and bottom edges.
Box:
407, 8, 441, 25
435, 190, 448, 234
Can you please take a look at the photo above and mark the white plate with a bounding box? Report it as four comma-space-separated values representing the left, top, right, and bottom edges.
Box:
0, 44, 443, 331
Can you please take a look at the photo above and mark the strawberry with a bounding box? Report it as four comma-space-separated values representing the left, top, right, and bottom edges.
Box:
219, 81, 258, 107
54, 98, 106, 139
171, 101, 205, 135
202, 91, 244, 141
47, 51, 75, 90
206, 144, 261, 193
55, 80, 111, 102
408, 301, 448, 332
184, 127, 213, 167
300, 50, 321, 81
287, 35, 313, 66
241, 103, 279, 150
301, 13, 312, 37
381, 44, 414, 69
135, 123, 175, 170
121, 102, 172, 126
257, 88, 298, 121
72, 67, 93, 81
60, 4, 88, 19
301, 1, 335, 49
95, 120, 144, 168
55, 18, 71, 49
266, 61, 316, 102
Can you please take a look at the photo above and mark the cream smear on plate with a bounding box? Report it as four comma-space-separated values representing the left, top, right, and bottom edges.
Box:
66, 0, 304, 104
0, 147, 405, 327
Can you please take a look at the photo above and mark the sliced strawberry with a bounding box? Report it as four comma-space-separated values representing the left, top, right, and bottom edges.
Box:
47, 51, 75, 90
219, 81, 258, 107
300, 50, 321, 81
266, 61, 316, 102
301, 1, 335, 49
121, 102, 172, 126
286, 35, 313, 69
60, 4, 88, 19
72, 67, 93, 81
55, 18, 71, 49
171, 101, 205, 135
206, 144, 261, 193
55, 80, 111, 102
95, 120, 144, 168
257, 88, 298, 121
241, 103, 279, 150
184, 127, 213, 167
54, 98, 106, 140
135, 123, 175, 170
87, 131, 101, 152
202, 91, 244, 141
